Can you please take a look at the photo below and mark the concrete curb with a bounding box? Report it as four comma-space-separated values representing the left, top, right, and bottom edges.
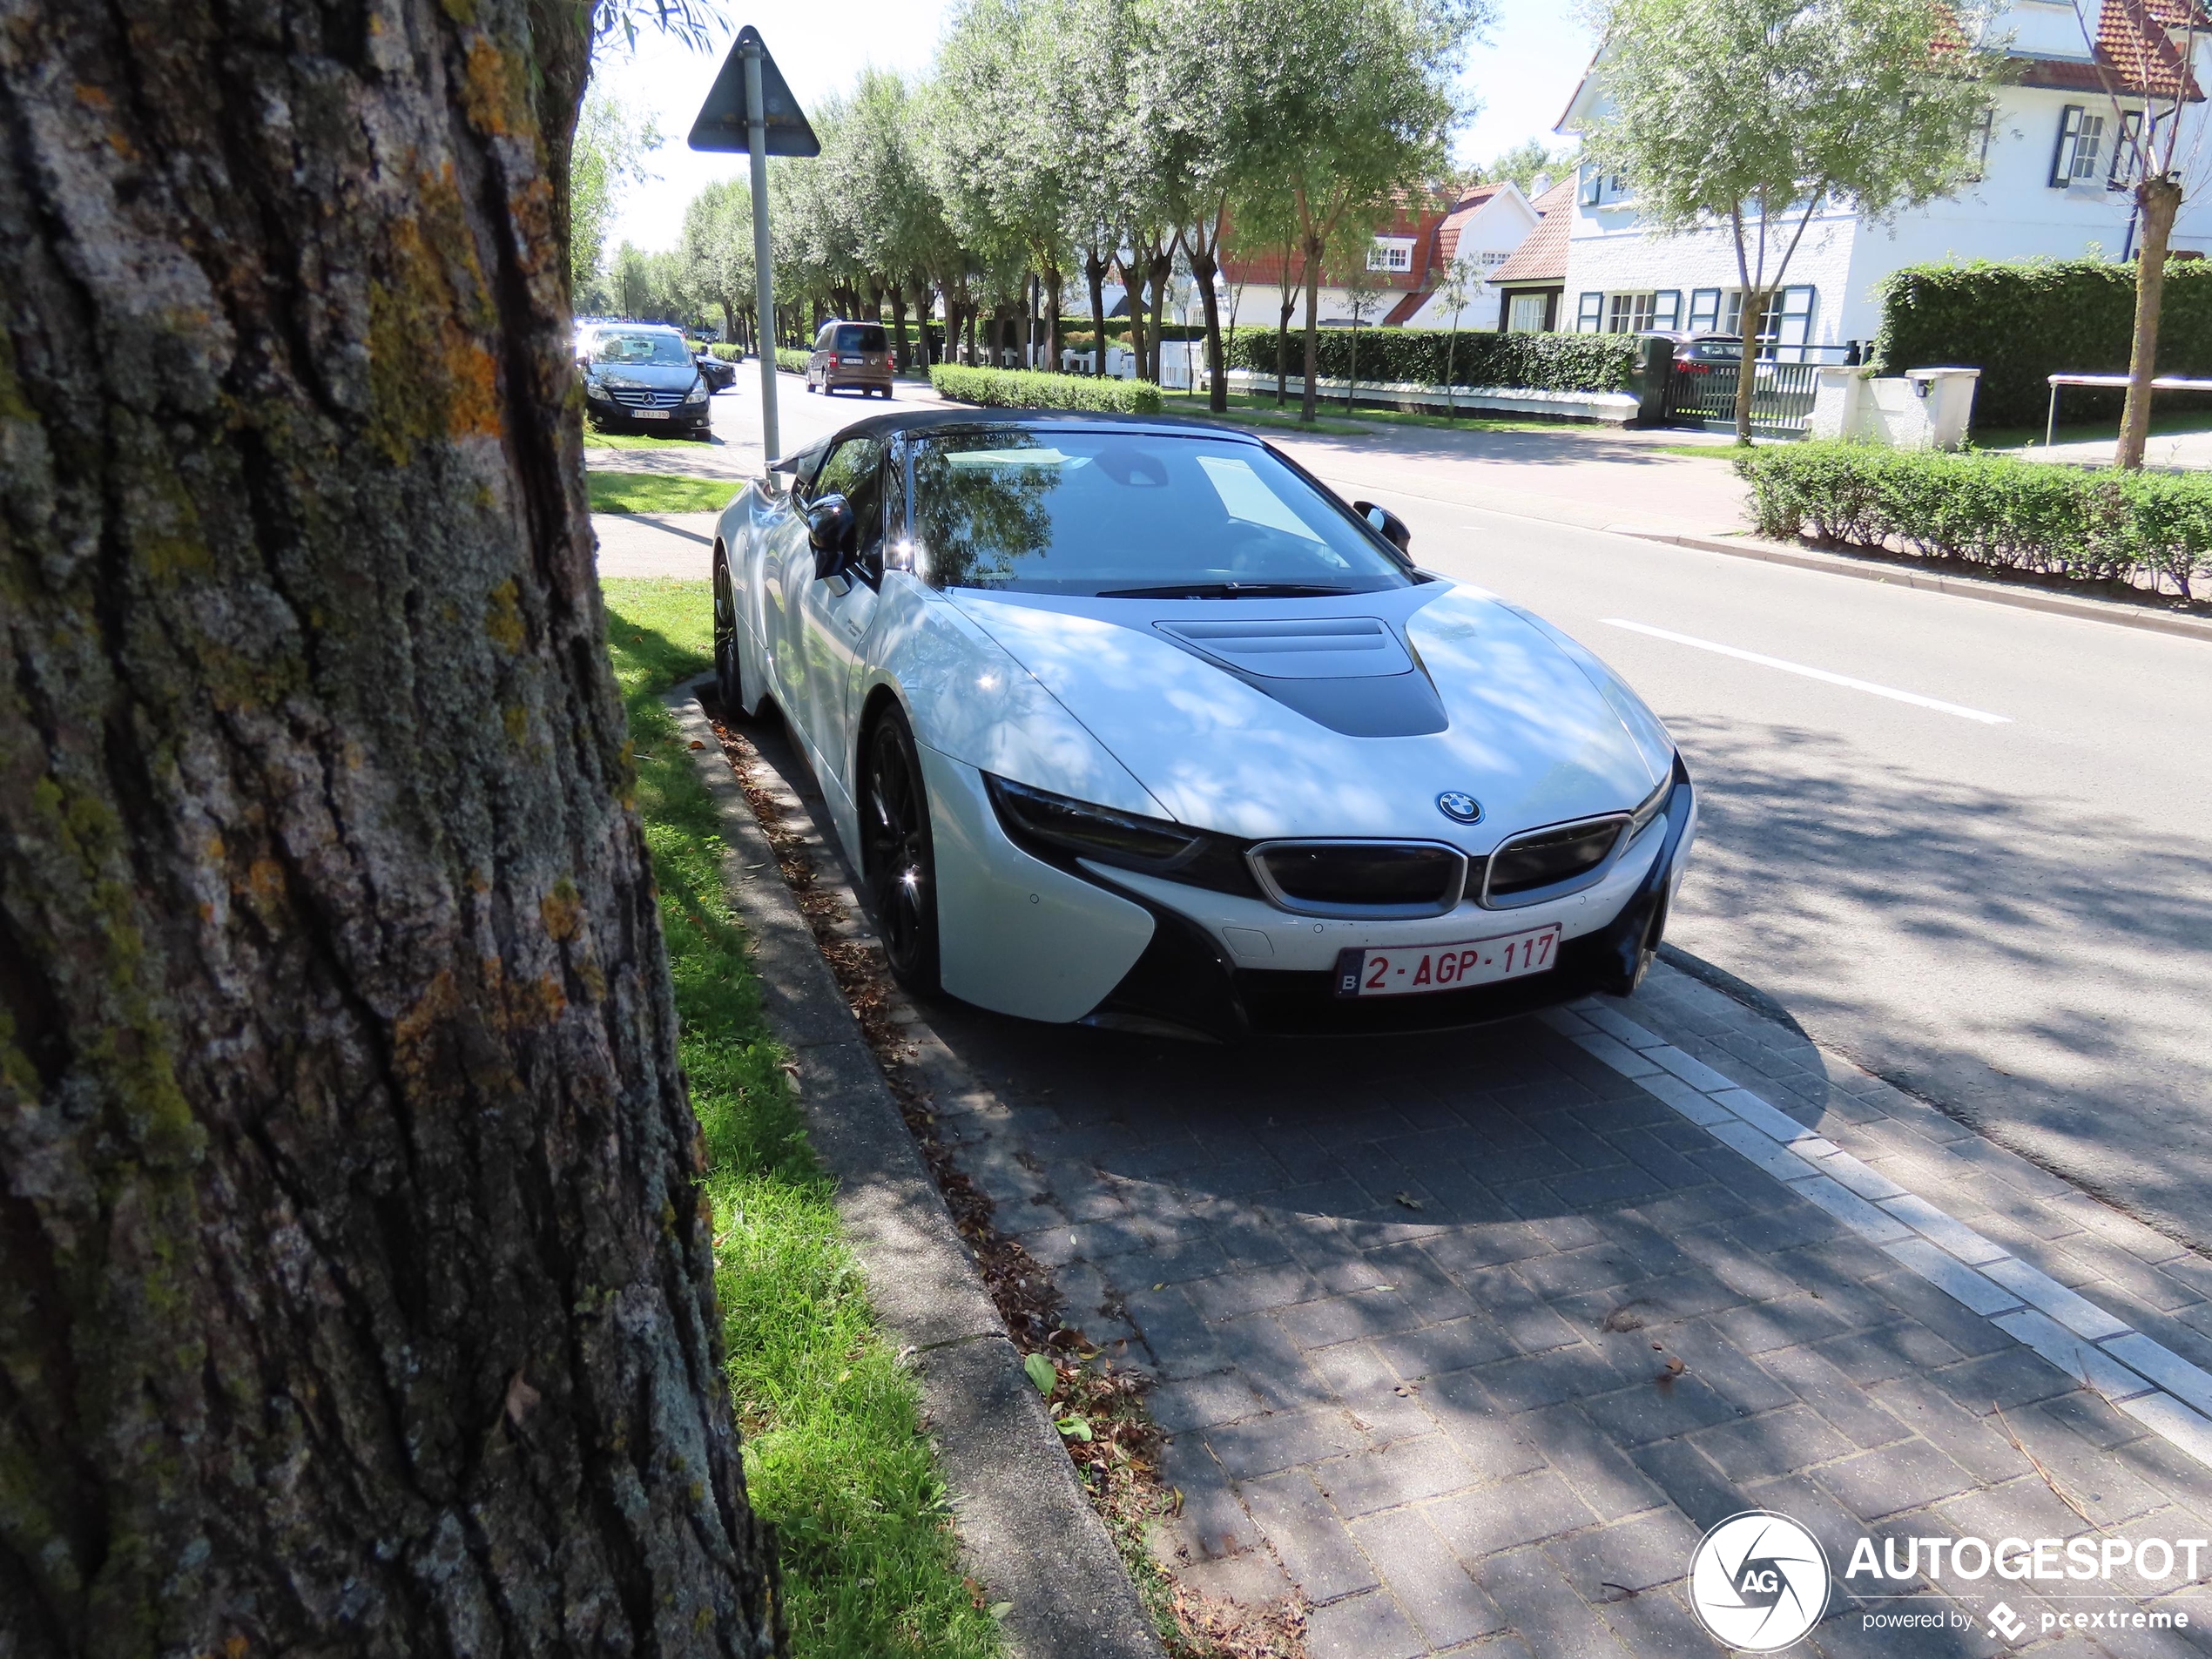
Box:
1615, 527, 2212, 645
665, 683, 1164, 1659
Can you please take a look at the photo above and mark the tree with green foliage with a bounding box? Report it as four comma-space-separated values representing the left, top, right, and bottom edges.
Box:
1480, 137, 1575, 198
1435, 248, 1480, 414
570, 87, 663, 298
1580, 0, 2000, 443
1227, 0, 1487, 421
678, 179, 753, 343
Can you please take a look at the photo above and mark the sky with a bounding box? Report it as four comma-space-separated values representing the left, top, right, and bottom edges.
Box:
591, 0, 1597, 254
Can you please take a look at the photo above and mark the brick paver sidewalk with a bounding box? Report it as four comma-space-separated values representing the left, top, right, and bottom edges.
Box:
736, 713, 2212, 1659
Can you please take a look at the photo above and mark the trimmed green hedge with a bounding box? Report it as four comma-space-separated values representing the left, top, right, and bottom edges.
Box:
928, 364, 1163, 415
709, 342, 742, 361
1871, 259, 2212, 428
775, 347, 810, 374
1735, 442, 2210, 599
1225, 325, 1639, 394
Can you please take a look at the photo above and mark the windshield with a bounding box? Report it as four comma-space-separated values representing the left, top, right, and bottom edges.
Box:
835, 324, 888, 353
907, 428, 1412, 597
594, 332, 693, 368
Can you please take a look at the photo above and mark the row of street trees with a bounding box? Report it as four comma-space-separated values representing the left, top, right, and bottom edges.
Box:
697, 0, 1488, 421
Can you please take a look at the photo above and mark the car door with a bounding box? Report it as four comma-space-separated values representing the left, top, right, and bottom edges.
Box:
786, 432, 887, 796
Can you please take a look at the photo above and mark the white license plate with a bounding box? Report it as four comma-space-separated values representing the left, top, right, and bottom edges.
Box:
1335, 926, 1562, 998
632, 408, 671, 420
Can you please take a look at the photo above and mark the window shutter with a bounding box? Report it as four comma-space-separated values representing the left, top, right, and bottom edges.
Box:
1775, 287, 1815, 358
1652, 290, 1682, 331
2112, 109, 2144, 186
2051, 106, 2084, 188
1580, 166, 1601, 206
1576, 291, 1603, 333
1688, 288, 1721, 332
1967, 109, 1994, 183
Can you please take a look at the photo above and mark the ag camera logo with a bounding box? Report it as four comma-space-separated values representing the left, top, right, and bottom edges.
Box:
1688, 1511, 1831, 1652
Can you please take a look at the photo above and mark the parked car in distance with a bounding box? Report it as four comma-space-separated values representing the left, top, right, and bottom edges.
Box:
710, 409, 1695, 1041
579, 324, 713, 438
694, 348, 738, 394
806, 320, 894, 397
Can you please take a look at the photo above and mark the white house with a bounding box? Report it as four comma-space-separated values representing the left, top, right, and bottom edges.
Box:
1554, 0, 2212, 354
1215, 182, 1543, 333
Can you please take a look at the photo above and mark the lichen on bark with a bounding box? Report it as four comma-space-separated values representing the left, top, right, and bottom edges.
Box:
0, 2, 779, 1654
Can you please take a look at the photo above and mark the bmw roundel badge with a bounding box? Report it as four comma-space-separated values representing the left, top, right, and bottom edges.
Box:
1436, 791, 1483, 824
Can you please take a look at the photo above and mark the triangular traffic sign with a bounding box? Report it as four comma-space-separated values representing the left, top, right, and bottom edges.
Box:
687, 25, 820, 156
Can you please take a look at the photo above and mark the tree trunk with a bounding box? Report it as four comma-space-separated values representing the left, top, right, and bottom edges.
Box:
2119, 175, 2184, 470
1445, 322, 1459, 418
1277, 246, 1298, 408
1045, 268, 1063, 373
1122, 253, 1149, 385
722, 299, 739, 346
1300, 238, 1325, 422
1087, 248, 1109, 378
1191, 247, 1228, 414
1148, 249, 1171, 383
889, 288, 910, 372
1732, 292, 1764, 445
0, 3, 781, 1656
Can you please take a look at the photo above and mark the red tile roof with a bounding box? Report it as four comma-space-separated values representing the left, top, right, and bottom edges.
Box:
2014, 0, 2206, 99
1435, 183, 1507, 265
1490, 178, 1575, 287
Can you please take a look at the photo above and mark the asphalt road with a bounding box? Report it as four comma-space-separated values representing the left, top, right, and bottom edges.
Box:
1285, 458, 2212, 1254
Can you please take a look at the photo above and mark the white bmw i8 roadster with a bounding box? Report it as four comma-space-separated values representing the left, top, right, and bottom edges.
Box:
709, 409, 1696, 1040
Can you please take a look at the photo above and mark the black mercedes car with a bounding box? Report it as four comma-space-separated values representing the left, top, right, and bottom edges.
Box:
579, 324, 713, 438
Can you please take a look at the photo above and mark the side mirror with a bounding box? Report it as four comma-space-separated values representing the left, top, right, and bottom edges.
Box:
806, 492, 855, 579
1354, 499, 1412, 555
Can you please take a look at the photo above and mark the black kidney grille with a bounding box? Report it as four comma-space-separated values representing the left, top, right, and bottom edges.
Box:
1254, 842, 1465, 914
1486, 816, 1627, 900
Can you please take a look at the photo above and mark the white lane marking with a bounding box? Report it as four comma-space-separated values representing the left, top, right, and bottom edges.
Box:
1545, 1002, 2212, 1473
1600, 617, 2012, 725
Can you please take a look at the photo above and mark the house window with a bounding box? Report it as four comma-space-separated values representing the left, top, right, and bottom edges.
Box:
1688, 288, 1723, 332
1578, 167, 1630, 206
2112, 109, 2145, 188
1966, 108, 1994, 182
1367, 237, 1414, 272
1507, 293, 1550, 333
1608, 292, 1656, 334
1719, 287, 1816, 355
1576, 291, 1604, 332
2052, 105, 2106, 187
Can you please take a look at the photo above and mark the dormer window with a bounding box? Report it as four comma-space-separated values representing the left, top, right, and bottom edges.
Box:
1366, 237, 1413, 273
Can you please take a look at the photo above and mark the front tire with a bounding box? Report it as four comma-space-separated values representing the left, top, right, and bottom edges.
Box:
860, 711, 941, 995
711, 552, 744, 715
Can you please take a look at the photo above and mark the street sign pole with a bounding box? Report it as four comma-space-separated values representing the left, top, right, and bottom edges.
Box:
690, 25, 816, 466
742, 39, 779, 464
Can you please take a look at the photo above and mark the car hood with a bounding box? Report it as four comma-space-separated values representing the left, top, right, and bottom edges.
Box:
946, 583, 1670, 848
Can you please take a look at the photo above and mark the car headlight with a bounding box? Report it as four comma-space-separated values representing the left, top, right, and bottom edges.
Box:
684, 381, 709, 402
984, 775, 1258, 897
1628, 771, 1672, 840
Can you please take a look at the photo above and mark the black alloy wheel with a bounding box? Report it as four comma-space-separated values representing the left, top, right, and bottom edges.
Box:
861, 711, 941, 995
711, 554, 743, 714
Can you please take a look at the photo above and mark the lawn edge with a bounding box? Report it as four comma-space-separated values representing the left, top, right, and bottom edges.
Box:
666, 679, 1165, 1659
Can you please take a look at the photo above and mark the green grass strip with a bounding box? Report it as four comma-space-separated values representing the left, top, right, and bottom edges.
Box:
603, 578, 1000, 1659
589, 471, 740, 516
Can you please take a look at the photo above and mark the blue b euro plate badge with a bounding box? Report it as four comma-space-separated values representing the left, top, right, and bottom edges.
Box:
1333, 948, 1368, 998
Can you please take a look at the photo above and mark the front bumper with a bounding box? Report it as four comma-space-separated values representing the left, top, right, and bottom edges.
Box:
586, 390, 712, 431
1083, 755, 1697, 1040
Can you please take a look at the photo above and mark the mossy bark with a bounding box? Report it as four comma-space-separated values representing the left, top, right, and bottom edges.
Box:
0, 3, 779, 1656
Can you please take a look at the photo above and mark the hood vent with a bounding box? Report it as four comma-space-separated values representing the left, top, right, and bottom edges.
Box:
1155, 617, 1409, 679
1153, 615, 1447, 738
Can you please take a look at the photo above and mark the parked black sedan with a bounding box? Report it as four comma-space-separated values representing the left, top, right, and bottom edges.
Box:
694, 349, 738, 393
580, 324, 713, 438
